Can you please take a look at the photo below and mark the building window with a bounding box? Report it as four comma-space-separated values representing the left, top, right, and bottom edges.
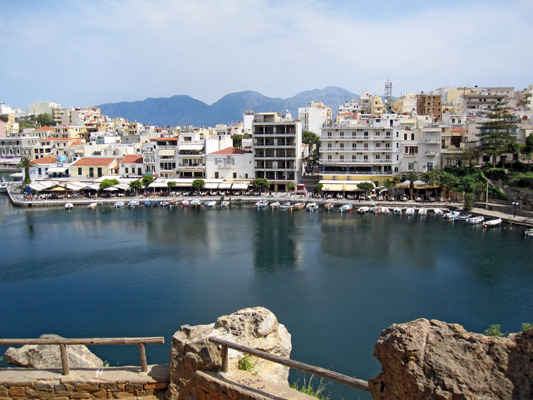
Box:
404, 133, 407, 140
327, 132, 332, 137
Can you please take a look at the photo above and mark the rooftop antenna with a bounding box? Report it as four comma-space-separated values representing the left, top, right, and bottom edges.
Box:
384, 79, 393, 112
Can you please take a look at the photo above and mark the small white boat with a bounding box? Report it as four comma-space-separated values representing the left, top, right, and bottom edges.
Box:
160, 201, 169, 207
525, 229, 533, 238
255, 200, 269, 208
433, 208, 444, 215
380, 207, 391, 214
270, 201, 280, 209
306, 202, 319, 212
418, 208, 427, 216
292, 203, 306, 211
191, 199, 202, 207
369, 207, 380, 214
484, 218, 502, 227
393, 207, 402, 215
405, 208, 416, 216
88, 202, 98, 209
339, 203, 354, 213
205, 201, 216, 208
181, 200, 190, 207
128, 200, 139, 208
454, 213, 472, 221
114, 201, 125, 208
357, 206, 369, 214
443, 211, 460, 219
280, 202, 292, 210
324, 203, 335, 211
65, 203, 73, 210
466, 216, 484, 224
220, 201, 230, 208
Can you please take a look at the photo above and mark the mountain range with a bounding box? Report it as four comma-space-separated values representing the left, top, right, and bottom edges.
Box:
96, 86, 359, 127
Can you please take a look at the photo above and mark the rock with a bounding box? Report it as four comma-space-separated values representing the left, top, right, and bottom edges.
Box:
167, 307, 292, 399
369, 319, 533, 400
5, 334, 104, 369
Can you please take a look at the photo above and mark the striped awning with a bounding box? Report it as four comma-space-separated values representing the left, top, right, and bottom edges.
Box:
219, 183, 232, 189
231, 183, 249, 190
204, 183, 219, 189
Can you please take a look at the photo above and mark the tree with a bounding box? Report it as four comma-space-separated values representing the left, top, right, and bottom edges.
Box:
141, 175, 155, 189
477, 102, 518, 166
36, 113, 56, 127
403, 171, 420, 200
192, 179, 205, 192
357, 182, 374, 197
17, 156, 35, 185
287, 182, 295, 192
302, 131, 319, 147
439, 171, 459, 201
253, 178, 270, 193
382, 178, 396, 199
231, 133, 250, 149
99, 179, 119, 190
459, 147, 481, 167
167, 181, 177, 193
314, 183, 323, 194
129, 179, 143, 195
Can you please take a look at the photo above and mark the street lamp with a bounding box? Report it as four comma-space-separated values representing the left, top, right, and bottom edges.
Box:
512, 201, 519, 218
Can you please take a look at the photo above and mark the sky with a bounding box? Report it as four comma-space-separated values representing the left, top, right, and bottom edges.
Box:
1, 0, 532, 110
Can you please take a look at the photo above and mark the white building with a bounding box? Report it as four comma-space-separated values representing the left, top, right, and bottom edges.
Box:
28, 101, 61, 116
205, 147, 254, 180
252, 112, 303, 192
298, 102, 332, 135
398, 115, 441, 173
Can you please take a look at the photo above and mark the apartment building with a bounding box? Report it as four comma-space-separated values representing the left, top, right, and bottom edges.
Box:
398, 115, 441, 173
319, 114, 401, 187
417, 94, 442, 121
298, 102, 332, 134
143, 137, 179, 178
0, 136, 40, 166
252, 112, 302, 192
119, 155, 144, 178
205, 147, 254, 180
70, 157, 119, 179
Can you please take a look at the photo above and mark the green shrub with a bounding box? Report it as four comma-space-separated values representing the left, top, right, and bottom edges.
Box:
238, 354, 257, 375
488, 186, 508, 201
484, 168, 508, 181
463, 193, 474, 211
485, 324, 504, 337
522, 323, 533, 332
291, 376, 329, 400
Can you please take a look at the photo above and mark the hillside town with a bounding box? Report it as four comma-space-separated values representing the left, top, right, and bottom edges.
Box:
1, 84, 532, 200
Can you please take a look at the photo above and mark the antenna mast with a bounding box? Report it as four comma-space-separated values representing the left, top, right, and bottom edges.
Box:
385, 79, 393, 113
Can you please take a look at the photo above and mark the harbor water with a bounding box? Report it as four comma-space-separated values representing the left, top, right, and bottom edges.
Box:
1, 194, 532, 399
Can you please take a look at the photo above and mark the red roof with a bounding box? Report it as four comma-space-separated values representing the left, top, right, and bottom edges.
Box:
36, 126, 54, 131
209, 147, 248, 155
33, 156, 58, 164
151, 137, 179, 142
120, 155, 143, 164
72, 157, 117, 167
450, 127, 467, 132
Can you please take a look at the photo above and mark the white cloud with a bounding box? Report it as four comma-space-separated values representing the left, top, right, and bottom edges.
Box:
1, 0, 532, 109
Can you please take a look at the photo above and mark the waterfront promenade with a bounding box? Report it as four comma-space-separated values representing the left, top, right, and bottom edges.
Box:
5, 184, 533, 228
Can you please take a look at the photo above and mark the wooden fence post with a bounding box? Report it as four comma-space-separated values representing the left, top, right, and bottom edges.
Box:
60, 343, 69, 375
138, 343, 147, 372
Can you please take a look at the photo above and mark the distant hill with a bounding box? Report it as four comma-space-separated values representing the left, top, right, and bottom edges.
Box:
96, 86, 359, 127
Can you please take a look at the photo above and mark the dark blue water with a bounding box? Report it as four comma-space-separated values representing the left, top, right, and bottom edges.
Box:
1, 194, 532, 399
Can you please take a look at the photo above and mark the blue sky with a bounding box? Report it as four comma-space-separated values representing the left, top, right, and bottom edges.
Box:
1, 0, 532, 110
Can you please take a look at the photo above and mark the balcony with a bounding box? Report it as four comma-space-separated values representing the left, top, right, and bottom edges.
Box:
425, 151, 438, 157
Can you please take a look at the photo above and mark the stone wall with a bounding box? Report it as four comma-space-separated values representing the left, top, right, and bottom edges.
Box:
0, 365, 169, 399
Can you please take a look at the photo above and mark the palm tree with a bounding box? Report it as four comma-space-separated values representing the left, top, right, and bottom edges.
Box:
403, 171, 420, 201
17, 156, 36, 185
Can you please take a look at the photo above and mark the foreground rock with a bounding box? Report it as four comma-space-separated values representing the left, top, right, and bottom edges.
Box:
167, 307, 291, 399
5, 334, 104, 369
369, 319, 533, 400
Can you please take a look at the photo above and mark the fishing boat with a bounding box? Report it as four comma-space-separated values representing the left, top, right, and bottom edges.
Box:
280, 202, 292, 210
270, 201, 280, 209
339, 203, 354, 213
220, 200, 230, 208
418, 208, 427, 216
88, 202, 98, 209
306, 202, 319, 212
433, 208, 444, 215
191, 199, 202, 207
114, 201, 125, 208
483, 218, 502, 227
357, 206, 369, 214
454, 213, 472, 221
291, 202, 305, 211
443, 211, 460, 219
128, 200, 139, 208
380, 207, 391, 214
393, 207, 402, 215
255, 200, 269, 208
525, 229, 533, 238
65, 202, 73, 210
324, 203, 335, 211
204, 200, 216, 208
144, 201, 152, 207
466, 216, 484, 224
405, 208, 416, 216
181, 200, 190, 207
160, 201, 169, 207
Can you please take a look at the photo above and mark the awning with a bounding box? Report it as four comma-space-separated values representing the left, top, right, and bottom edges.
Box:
10, 172, 23, 178
169, 179, 194, 187
219, 183, 232, 189
204, 183, 219, 189
84, 184, 100, 190
159, 149, 175, 156
104, 187, 118, 191
149, 181, 169, 188
115, 183, 130, 190
322, 183, 344, 191
65, 183, 83, 191
179, 143, 203, 151
231, 183, 249, 190
29, 182, 49, 191
46, 167, 68, 174
344, 184, 363, 192
49, 187, 66, 192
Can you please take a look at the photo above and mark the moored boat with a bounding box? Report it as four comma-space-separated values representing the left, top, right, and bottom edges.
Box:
280, 202, 292, 210
114, 201, 125, 208
306, 202, 319, 212
393, 207, 402, 215
255, 200, 269, 208
128, 200, 139, 208
324, 203, 335, 211
433, 208, 444, 215
484, 218, 502, 227
418, 208, 427, 216
270, 201, 280, 209
291, 202, 305, 211
454, 213, 472, 221
181, 200, 190, 207
191, 199, 202, 207
405, 207, 415, 216
443, 211, 460, 219
220, 201, 230, 208
380, 207, 390, 214
205, 201, 216, 208
525, 228, 533, 238
65, 202, 73, 210
357, 206, 369, 214
88, 202, 98, 209
339, 203, 354, 213
466, 216, 484, 224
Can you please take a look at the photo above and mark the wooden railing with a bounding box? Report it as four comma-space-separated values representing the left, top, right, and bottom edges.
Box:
0, 337, 164, 375
208, 337, 370, 393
